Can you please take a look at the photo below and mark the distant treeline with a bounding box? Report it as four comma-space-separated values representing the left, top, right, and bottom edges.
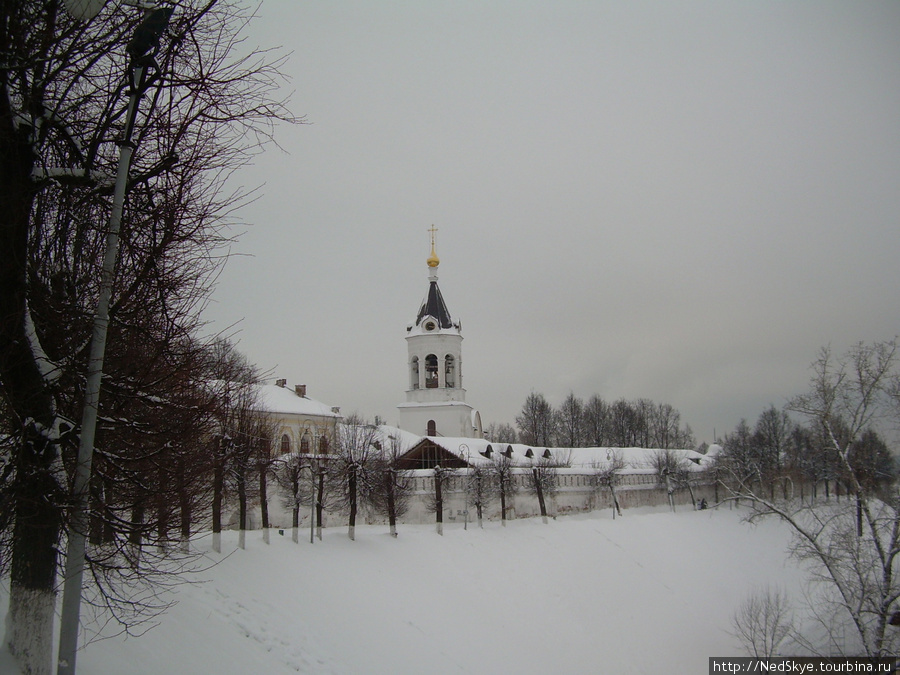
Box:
486, 392, 696, 450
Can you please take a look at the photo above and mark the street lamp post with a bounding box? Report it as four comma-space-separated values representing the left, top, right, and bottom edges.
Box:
56, 7, 173, 675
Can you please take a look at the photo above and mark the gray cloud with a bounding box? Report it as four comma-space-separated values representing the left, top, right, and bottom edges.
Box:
205, 1, 900, 442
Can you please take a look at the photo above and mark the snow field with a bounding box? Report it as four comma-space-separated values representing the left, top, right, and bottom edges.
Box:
1, 505, 804, 674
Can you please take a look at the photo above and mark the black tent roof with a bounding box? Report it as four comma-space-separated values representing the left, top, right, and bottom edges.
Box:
416, 280, 454, 329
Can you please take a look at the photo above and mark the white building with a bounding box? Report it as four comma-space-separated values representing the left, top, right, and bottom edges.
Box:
255, 380, 342, 455
397, 233, 483, 438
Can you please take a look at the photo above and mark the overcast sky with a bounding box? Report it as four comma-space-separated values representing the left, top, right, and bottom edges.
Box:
202, 1, 900, 444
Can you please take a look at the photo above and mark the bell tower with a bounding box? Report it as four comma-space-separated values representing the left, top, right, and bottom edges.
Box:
398, 227, 482, 438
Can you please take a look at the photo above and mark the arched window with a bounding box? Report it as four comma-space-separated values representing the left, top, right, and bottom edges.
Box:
318, 435, 329, 454
410, 356, 420, 389
427, 419, 436, 436
280, 434, 291, 454
300, 432, 311, 454
444, 354, 455, 388
425, 354, 438, 388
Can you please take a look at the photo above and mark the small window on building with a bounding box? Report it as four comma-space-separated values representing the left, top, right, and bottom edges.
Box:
300, 433, 311, 454
318, 435, 329, 454
280, 434, 291, 454
427, 419, 436, 436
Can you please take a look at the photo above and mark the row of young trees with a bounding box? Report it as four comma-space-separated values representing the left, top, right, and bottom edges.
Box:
719, 405, 894, 503
506, 391, 695, 450
0, 2, 293, 673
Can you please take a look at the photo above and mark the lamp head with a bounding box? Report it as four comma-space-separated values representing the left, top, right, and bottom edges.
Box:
127, 7, 174, 60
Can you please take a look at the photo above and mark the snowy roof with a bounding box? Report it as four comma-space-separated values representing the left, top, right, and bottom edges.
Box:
402, 437, 714, 472
373, 425, 423, 453
253, 383, 342, 419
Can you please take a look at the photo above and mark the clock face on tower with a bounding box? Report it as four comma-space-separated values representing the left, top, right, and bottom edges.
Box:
424, 320, 436, 331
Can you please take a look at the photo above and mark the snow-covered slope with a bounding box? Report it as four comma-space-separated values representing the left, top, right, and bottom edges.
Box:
1, 506, 802, 674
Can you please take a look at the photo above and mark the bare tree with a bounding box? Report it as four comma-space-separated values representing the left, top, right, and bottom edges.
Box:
487, 450, 518, 526
430, 465, 452, 535
221, 380, 267, 552
368, 432, 413, 537
732, 586, 794, 657
555, 392, 584, 448
526, 450, 560, 524
516, 392, 555, 447
720, 419, 760, 498
203, 341, 262, 553
485, 422, 517, 444
753, 406, 794, 500
333, 418, 378, 541
464, 464, 493, 529
592, 450, 625, 517
255, 417, 280, 545
273, 451, 309, 544
733, 341, 900, 658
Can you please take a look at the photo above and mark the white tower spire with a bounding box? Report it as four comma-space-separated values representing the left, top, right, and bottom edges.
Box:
398, 228, 482, 438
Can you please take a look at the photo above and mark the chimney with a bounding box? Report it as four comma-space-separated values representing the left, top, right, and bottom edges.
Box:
275, 378, 287, 388
295, 384, 307, 397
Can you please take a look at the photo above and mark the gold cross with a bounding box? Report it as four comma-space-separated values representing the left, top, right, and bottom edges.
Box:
428, 224, 438, 246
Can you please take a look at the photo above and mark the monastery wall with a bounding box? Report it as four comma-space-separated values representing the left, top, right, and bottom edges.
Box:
254, 467, 720, 532
395, 468, 719, 525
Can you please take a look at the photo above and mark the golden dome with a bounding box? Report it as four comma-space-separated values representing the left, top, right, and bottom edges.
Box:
427, 242, 440, 268
427, 224, 440, 267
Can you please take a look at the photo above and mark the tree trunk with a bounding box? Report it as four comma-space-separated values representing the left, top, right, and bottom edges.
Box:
475, 474, 484, 528
533, 468, 548, 524
259, 465, 269, 544
387, 472, 398, 537
178, 456, 191, 553
610, 483, 622, 517
0, 95, 62, 675
348, 464, 357, 541
5, 437, 61, 675
238, 467, 247, 550
714, 471, 720, 504
212, 443, 224, 553
857, 493, 864, 538
434, 470, 443, 536
665, 471, 675, 512
500, 483, 507, 526
156, 462, 169, 551
129, 502, 145, 549
316, 471, 325, 540
90, 472, 105, 546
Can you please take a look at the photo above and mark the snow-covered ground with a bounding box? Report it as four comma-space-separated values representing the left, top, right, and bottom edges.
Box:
1, 506, 805, 674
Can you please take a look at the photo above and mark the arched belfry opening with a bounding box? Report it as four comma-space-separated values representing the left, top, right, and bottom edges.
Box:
425, 354, 439, 388
445, 354, 456, 388
410, 356, 419, 389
